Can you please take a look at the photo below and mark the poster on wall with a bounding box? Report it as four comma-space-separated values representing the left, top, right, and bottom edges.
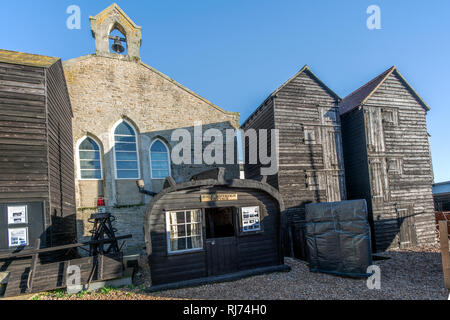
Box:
241, 206, 261, 232
7, 205, 27, 225
8, 228, 28, 247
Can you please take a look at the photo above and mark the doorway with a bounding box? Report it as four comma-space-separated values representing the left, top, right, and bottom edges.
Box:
204, 207, 238, 276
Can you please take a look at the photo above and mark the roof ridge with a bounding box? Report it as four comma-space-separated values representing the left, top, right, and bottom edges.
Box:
241, 65, 340, 128
338, 66, 396, 115
341, 66, 395, 102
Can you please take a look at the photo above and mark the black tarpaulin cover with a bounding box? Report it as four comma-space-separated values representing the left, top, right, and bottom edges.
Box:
305, 200, 372, 277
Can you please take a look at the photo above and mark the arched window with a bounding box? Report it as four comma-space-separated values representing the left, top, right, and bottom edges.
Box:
114, 121, 139, 179
150, 139, 170, 179
78, 137, 102, 180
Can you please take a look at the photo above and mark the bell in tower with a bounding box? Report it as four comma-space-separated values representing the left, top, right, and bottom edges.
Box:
90, 4, 142, 60
110, 35, 126, 54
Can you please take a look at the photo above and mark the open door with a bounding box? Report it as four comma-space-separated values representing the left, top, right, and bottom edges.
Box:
205, 207, 238, 276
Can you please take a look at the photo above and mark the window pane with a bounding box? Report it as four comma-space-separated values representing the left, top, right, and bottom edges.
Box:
186, 237, 193, 249
80, 160, 101, 170
79, 138, 99, 151
186, 224, 191, 235
115, 143, 137, 152
177, 238, 186, 250
79, 150, 100, 160
191, 224, 201, 236
176, 212, 185, 224
115, 122, 135, 136
116, 161, 138, 170
117, 170, 139, 179
152, 170, 169, 179
151, 141, 167, 152
191, 236, 202, 249
151, 161, 169, 169
115, 152, 137, 161
115, 135, 136, 143
81, 169, 101, 179
151, 153, 168, 161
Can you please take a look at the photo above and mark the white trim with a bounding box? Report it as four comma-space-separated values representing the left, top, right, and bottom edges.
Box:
111, 119, 141, 180
165, 209, 203, 255
76, 136, 103, 181
150, 138, 171, 180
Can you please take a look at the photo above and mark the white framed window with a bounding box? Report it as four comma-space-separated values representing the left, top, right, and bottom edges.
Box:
113, 120, 140, 180
166, 209, 203, 254
150, 139, 171, 179
77, 137, 102, 180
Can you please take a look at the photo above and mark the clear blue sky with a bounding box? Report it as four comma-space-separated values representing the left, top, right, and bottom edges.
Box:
2, 0, 449, 182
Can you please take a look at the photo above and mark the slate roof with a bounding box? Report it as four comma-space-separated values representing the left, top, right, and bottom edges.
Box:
339, 66, 430, 115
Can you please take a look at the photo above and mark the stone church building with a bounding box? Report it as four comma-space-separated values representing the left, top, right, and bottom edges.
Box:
63, 4, 240, 254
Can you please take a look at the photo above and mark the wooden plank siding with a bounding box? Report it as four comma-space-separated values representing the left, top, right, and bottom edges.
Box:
364, 72, 435, 250
242, 67, 345, 258
146, 180, 283, 285
340, 69, 436, 252
0, 52, 76, 254
46, 61, 77, 246
0, 62, 49, 203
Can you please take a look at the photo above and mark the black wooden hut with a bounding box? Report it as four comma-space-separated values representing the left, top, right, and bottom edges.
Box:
240, 65, 346, 259
142, 168, 287, 287
0, 49, 77, 252
339, 66, 436, 252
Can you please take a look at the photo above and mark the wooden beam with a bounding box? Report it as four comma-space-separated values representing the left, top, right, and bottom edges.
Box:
439, 220, 450, 290
26, 239, 40, 293
0, 235, 132, 260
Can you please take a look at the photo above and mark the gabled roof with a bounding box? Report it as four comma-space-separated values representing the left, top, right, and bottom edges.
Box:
241, 65, 340, 128
339, 66, 430, 115
0, 49, 60, 68
89, 3, 141, 30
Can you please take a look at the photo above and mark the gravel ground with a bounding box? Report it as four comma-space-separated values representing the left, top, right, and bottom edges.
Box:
36, 244, 448, 300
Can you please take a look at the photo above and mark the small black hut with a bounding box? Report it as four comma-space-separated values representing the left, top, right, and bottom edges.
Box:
0, 49, 77, 251
142, 168, 287, 286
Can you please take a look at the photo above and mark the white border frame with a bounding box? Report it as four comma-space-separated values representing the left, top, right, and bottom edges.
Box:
76, 135, 104, 181
241, 206, 262, 233
150, 138, 171, 180
7, 205, 28, 225
111, 119, 141, 180
165, 209, 204, 255
8, 227, 29, 247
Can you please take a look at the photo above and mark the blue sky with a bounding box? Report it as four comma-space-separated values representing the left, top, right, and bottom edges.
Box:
2, 0, 449, 182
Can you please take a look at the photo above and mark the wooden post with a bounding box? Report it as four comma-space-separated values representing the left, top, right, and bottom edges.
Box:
439, 221, 450, 290
26, 239, 40, 293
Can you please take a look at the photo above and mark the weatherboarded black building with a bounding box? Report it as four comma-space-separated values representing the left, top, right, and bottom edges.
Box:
241, 66, 346, 258
0, 49, 77, 252
143, 169, 286, 286
339, 66, 436, 251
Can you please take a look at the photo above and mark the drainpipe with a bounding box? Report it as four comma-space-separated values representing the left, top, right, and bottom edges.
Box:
136, 180, 157, 197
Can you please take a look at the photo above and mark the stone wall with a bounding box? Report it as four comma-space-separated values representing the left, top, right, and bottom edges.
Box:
63, 54, 240, 254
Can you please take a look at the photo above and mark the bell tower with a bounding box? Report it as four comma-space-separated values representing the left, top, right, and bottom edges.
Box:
90, 3, 142, 60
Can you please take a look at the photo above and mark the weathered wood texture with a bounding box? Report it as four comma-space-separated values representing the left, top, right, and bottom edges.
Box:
46, 61, 77, 246
439, 221, 450, 290
341, 71, 436, 251
3, 253, 123, 297
145, 179, 284, 285
0, 54, 76, 251
241, 68, 346, 258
